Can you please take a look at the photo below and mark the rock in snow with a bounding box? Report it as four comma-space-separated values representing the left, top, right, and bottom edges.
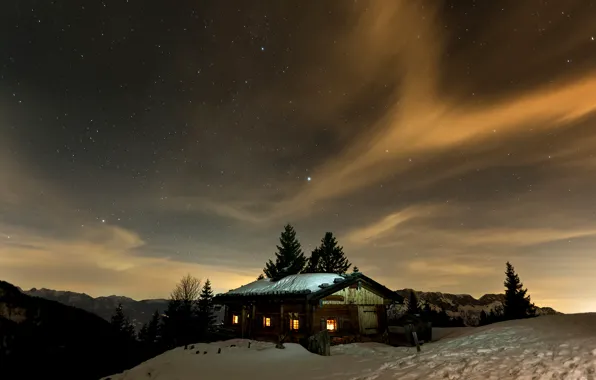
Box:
103, 313, 596, 380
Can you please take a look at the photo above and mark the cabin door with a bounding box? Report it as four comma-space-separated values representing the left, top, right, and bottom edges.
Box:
358, 306, 378, 334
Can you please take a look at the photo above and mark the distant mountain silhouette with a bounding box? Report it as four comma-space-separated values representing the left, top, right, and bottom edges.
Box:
23, 287, 168, 331
393, 289, 560, 325
1, 280, 143, 380
23, 287, 226, 329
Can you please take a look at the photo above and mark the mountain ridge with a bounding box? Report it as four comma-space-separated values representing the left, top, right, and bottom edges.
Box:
23, 287, 168, 331
0, 280, 142, 379
394, 288, 561, 326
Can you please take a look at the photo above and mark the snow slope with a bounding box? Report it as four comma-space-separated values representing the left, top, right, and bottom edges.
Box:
103, 314, 596, 380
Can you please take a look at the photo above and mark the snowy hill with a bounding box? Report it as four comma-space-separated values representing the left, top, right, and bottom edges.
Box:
395, 289, 560, 326
103, 313, 596, 380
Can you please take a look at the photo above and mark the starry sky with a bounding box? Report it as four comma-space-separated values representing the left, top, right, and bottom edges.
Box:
1, 1, 596, 313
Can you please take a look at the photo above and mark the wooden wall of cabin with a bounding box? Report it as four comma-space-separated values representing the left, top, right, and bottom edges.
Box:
312, 304, 360, 336
223, 301, 310, 341
323, 283, 388, 305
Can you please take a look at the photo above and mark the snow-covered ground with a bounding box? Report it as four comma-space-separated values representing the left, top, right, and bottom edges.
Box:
103, 314, 596, 380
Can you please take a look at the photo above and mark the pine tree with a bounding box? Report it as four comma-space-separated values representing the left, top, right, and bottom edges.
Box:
144, 310, 160, 344
257, 274, 265, 280
110, 303, 136, 341
197, 279, 216, 334
263, 224, 307, 279
138, 323, 148, 342
407, 291, 420, 315
352, 266, 359, 273
310, 232, 351, 274
503, 262, 537, 320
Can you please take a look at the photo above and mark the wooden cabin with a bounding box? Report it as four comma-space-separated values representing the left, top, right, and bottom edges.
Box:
213, 273, 403, 343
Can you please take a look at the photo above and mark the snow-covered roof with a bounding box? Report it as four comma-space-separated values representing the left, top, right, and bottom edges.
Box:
223, 273, 347, 296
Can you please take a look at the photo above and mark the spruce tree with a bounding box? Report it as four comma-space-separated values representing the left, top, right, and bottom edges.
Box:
312, 232, 351, 274
197, 279, 216, 334
263, 224, 307, 279
352, 266, 359, 273
146, 310, 160, 344
503, 262, 537, 320
256, 273, 265, 280
407, 291, 420, 315
110, 303, 136, 341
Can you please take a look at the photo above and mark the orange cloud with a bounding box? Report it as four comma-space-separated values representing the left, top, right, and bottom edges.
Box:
0, 222, 258, 299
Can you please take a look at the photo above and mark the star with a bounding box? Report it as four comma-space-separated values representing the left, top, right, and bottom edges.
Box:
307, 177, 311, 181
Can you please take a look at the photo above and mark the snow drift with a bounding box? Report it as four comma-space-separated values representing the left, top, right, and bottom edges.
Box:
103, 313, 596, 380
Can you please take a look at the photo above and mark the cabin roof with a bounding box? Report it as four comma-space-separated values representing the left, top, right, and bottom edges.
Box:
214, 272, 403, 303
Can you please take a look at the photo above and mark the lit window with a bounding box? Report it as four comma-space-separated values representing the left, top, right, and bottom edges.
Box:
232, 315, 239, 324
290, 318, 299, 330
263, 317, 271, 327
326, 318, 337, 332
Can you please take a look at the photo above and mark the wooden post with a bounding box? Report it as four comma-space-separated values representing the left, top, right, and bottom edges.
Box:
241, 306, 245, 339
251, 303, 256, 339
305, 301, 312, 335
412, 331, 421, 352
279, 302, 284, 335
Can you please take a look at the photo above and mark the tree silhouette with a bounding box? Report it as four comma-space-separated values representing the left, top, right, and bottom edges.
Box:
503, 262, 536, 320
110, 303, 136, 341
309, 232, 351, 274
161, 274, 202, 348
197, 279, 216, 335
263, 224, 307, 280
139, 310, 160, 344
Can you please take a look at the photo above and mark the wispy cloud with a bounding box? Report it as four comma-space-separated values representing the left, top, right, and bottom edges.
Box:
346, 204, 442, 245
0, 222, 258, 299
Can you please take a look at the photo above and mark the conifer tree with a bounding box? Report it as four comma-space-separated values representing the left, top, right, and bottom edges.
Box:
312, 232, 351, 274
503, 262, 537, 320
197, 279, 216, 333
257, 273, 265, 280
263, 224, 307, 279
145, 310, 160, 344
110, 303, 136, 341
352, 266, 359, 273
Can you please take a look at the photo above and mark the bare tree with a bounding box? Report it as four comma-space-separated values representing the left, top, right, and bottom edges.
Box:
170, 274, 202, 302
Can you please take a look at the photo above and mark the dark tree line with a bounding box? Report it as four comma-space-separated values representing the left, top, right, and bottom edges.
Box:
262, 224, 354, 280
109, 275, 218, 359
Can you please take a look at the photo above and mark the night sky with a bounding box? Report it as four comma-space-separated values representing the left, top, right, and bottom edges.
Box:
2, 1, 596, 313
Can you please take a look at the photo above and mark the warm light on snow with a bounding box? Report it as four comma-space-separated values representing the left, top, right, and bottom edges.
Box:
102, 314, 596, 380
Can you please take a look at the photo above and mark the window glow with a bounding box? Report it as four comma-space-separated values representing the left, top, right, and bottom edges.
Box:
264, 317, 271, 327
290, 319, 299, 330
232, 315, 239, 324
326, 319, 337, 332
